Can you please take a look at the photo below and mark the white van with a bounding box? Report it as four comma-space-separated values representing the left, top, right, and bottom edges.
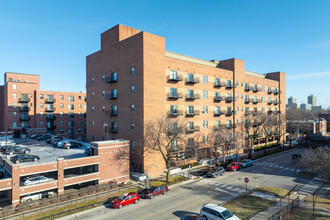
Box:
200, 203, 240, 220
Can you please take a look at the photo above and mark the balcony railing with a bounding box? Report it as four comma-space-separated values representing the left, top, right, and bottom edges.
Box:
252, 111, 260, 116
245, 86, 253, 91
167, 92, 183, 99
185, 94, 200, 100
214, 111, 225, 117
214, 96, 225, 102
274, 101, 279, 105
268, 90, 273, 94
167, 75, 183, 82
268, 101, 273, 105
214, 81, 226, 88
225, 111, 233, 116
46, 116, 56, 120
273, 111, 280, 115
226, 84, 235, 89
253, 87, 261, 93
168, 110, 183, 117
20, 116, 30, 121
268, 110, 273, 115
18, 98, 30, 103
105, 76, 117, 83
45, 99, 56, 103
186, 110, 200, 116
45, 107, 56, 112
186, 77, 200, 84
225, 97, 234, 102
245, 98, 253, 104
186, 126, 200, 132
253, 99, 261, 104
245, 112, 251, 116
105, 94, 117, 100
20, 107, 30, 112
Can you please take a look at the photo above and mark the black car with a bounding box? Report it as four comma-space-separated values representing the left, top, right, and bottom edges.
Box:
292, 153, 303, 160
4, 146, 30, 155
0, 145, 8, 153
30, 134, 43, 139
37, 135, 53, 141
47, 136, 63, 144
10, 154, 40, 164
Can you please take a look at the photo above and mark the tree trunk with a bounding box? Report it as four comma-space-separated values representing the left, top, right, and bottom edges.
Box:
289, 135, 292, 148
166, 161, 171, 185
264, 138, 268, 156
209, 148, 212, 170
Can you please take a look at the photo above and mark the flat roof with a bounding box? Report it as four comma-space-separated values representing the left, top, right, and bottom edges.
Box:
2, 139, 90, 167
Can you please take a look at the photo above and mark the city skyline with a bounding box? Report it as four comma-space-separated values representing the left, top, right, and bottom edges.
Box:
0, 1, 330, 108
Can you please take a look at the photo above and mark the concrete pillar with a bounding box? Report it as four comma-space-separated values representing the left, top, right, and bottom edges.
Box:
11, 164, 20, 207
57, 158, 64, 195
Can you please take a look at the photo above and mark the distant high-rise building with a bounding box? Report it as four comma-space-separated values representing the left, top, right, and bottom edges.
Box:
288, 96, 297, 109
308, 94, 317, 107
300, 103, 312, 111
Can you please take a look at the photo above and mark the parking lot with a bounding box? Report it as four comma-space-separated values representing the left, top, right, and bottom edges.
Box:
2, 138, 90, 167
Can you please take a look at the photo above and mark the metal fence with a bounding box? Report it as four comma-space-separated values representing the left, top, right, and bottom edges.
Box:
269, 197, 300, 220
0, 172, 191, 220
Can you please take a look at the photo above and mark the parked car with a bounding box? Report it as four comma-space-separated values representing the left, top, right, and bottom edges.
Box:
200, 203, 239, 220
30, 134, 43, 139
47, 136, 64, 144
0, 164, 5, 179
22, 176, 55, 186
140, 186, 169, 199
180, 213, 205, 220
292, 154, 303, 160
10, 154, 40, 164
21, 191, 56, 203
226, 162, 241, 171
57, 140, 82, 149
4, 146, 31, 155
241, 159, 253, 168
110, 192, 140, 209
0, 145, 8, 153
84, 147, 92, 156
37, 134, 53, 141
206, 167, 225, 178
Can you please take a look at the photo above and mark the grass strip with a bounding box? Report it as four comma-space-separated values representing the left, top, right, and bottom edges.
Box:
254, 186, 290, 197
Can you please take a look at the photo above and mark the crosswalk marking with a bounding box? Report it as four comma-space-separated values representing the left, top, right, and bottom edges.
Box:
254, 162, 300, 172
201, 179, 246, 196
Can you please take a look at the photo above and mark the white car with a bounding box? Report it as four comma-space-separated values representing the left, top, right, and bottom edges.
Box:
21, 191, 56, 203
22, 176, 54, 186
200, 203, 240, 220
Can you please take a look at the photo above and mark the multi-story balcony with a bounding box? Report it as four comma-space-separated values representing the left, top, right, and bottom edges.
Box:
245, 112, 251, 116
274, 90, 281, 95
186, 77, 200, 84
186, 110, 200, 116
105, 110, 117, 116
252, 111, 260, 116
20, 107, 30, 112
214, 81, 226, 88
185, 94, 200, 100
45, 107, 56, 112
225, 84, 235, 89
186, 126, 200, 133
167, 75, 183, 82
105, 94, 117, 100
47, 125, 56, 129
20, 116, 30, 121
226, 124, 235, 129
245, 98, 253, 104
245, 86, 253, 92
253, 99, 261, 104
225, 97, 235, 102
167, 92, 183, 99
214, 111, 225, 117
168, 110, 183, 117
267, 90, 273, 94
253, 87, 261, 93
274, 101, 279, 105
46, 115, 56, 120
214, 96, 225, 102
225, 111, 233, 116
105, 76, 117, 83
18, 98, 30, 103
268, 110, 273, 115
45, 99, 56, 103
268, 100, 273, 105
273, 111, 280, 115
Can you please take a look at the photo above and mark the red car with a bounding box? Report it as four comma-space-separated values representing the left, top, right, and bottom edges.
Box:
226, 162, 241, 171
141, 186, 169, 199
110, 192, 140, 209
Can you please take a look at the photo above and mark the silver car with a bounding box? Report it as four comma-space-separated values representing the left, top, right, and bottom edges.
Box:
21, 191, 56, 203
22, 176, 54, 186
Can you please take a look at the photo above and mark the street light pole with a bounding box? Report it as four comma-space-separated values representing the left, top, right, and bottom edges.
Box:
146, 164, 159, 189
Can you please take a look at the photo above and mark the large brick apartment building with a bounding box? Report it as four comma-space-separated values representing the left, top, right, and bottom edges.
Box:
0, 72, 86, 140
86, 24, 286, 176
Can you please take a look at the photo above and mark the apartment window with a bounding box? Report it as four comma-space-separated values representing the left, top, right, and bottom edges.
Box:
13, 93, 17, 99
78, 128, 82, 133
84, 104, 86, 111
245, 107, 250, 113
131, 104, 135, 111
13, 112, 17, 118
102, 75, 105, 81
202, 91, 208, 99
60, 103, 63, 108
215, 92, 220, 98
78, 96, 81, 101
60, 95, 64, 100
102, 91, 105, 96
78, 104, 82, 109
40, 112, 44, 117
40, 121, 44, 127
131, 86, 135, 93
227, 106, 232, 113
274, 88, 278, 93
261, 86, 265, 91
60, 129, 64, 134
187, 122, 194, 130
227, 80, 232, 87
187, 105, 194, 114
268, 87, 272, 93
215, 78, 220, 86
202, 76, 208, 84
268, 97, 272, 103
275, 98, 278, 103
170, 88, 177, 97
187, 73, 194, 82
215, 106, 221, 114
236, 107, 239, 112
111, 122, 118, 131
236, 94, 239, 99
241, 82, 243, 86
170, 105, 178, 114
169, 70, 178, 79
261, 107, 265, 113
40, 103, 44, 108
60, 120, 64, 126
202, 106, 208, 114
40, 94, 44, 99
261, 97, 264, 103
60, 112, 63, 117
215, 120, 221, 128
111, 72, 117, 81
68, 121, 74, 127
241, 107, 244, 111
254, 96, 257, 102
102, 106, 105, 112
187, 89, 194, 98
241, 94, 243, 99
245, 83, 249, 89
13, 84, 17, 90
8, 78, 12, 82
131, 67, 135, 75
68, 112, 74, 118
111, 105, 117, 115
131, 141, 135, 149
13, 103, 17, 108
202, 136, 208, 145
202, 121, 208, 129
92, 78, 94, 84
131, 122, 135, 130
68, 128, 74, 135
92, 106, 94, 112
68, 96, 74, 102
227, 120, 232, 127
111, 89, 117, 98
13, 122, 17, 127
68, 104, 74, 110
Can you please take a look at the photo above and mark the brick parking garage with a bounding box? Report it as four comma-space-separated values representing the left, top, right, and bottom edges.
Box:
0, 139, 129, 207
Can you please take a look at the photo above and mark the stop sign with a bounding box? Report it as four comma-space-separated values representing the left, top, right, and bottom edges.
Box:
244, 177, 249, 183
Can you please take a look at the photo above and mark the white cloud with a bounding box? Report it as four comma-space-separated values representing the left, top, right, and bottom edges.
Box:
312, 40, 330, 48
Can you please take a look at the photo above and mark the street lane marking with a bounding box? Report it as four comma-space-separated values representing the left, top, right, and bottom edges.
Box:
181, 198, 190, 203
140, 213, 152, 218
215, 188, 237, 196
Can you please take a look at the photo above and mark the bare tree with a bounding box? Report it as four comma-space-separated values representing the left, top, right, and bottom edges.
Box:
275, 113, 286, 150
144, 115, 186, 184
261, 115, 276, 156
299, 148, 330, 184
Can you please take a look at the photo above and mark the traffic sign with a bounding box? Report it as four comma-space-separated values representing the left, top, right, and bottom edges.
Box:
244, 177, 249, 183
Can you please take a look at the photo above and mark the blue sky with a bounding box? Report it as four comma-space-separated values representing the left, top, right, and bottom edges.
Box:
0, 0, 329, 108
